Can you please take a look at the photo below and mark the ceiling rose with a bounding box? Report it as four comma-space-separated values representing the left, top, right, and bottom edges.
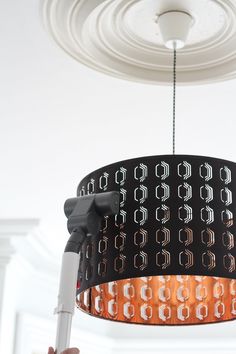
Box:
43, 0, 236, 85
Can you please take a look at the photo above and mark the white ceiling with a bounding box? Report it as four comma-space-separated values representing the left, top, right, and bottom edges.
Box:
1, 0, 236, 351
1, 0, 236, 253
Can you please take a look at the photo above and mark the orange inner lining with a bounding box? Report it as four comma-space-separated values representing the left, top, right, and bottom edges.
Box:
77, 276, 236, 325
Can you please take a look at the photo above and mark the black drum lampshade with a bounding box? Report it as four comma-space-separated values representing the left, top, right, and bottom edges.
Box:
76, 155, 236, 325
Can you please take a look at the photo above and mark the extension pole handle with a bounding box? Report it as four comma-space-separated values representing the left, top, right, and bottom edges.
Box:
55, 252, 80, 354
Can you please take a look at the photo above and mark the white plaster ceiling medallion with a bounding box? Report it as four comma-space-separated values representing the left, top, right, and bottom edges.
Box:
43, 0, 236, 85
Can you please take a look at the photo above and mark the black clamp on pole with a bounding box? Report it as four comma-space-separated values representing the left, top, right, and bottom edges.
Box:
64, 191, 120, 253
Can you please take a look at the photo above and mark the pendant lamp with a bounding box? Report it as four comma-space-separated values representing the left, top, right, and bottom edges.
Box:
76, 154, 236, 325
73, 11, 236, 326
46, 2, 236, 333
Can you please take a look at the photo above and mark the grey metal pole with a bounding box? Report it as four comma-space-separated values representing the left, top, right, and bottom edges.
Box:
54, 252, 80, 353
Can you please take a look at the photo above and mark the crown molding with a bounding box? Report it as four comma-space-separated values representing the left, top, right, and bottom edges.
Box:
0, 219, 59, 276
0, 218, 39, 237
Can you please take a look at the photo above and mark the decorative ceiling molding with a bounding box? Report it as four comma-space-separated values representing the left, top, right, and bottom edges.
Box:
43, 0, 236, 85
0, 218, 39, 237
0, 219, 58, 278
